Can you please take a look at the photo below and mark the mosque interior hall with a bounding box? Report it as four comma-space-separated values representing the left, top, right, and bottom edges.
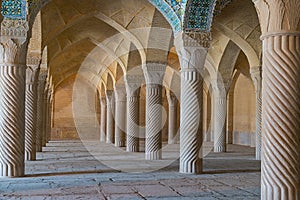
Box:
0, 0, 299, 199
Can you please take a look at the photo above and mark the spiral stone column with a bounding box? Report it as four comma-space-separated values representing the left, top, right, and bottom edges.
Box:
175, 32, 210, 174
42, 87, 48, 147
125, 75, 143, 152
114, 85, 126, 147
250, 66, 262, 160
24, 61, 40, 161
0, 19, 30, 177
143, 63, 166, 160
45, 87, 53, 143
253, 0, 300, 198
106, 90, 114, 144
99, 96, 107, 142
212, 80, 227, 153
166, 90, 178, 144
36, 70, 47, 152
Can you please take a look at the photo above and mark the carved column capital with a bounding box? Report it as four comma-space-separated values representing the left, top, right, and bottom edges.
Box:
211, 79, 227, 98
250, 66, 262, 94
166, 90, 178, 107
125, 75, 144, 97
106, 90, 114, 104
26, 66, 40, 85
143, 62, 167, 85
253, 0, 300, 36
1, 19, 29, 39
174, 31, 209, 72
114, 84, 126, 102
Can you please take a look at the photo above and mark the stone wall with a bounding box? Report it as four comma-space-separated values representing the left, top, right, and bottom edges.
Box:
232, 73, 256, 146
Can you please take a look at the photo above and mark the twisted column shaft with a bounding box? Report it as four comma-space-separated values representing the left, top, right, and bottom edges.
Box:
250, 66, 262, 160
42, 89, 48, 147
145, 84, 163, 160
36, 77, 45, 152
213, 93, 227, 153
114, 87, 126, 147
106, 91, 114, 144
261, 34, 300, 199
25, 82, 38, 161
126, 89, 140, 152
100, 97, 106, 142
180, 69, 203, 174
0, 65, 26, 177
166, 90, 178, 144
0, 38, 27, 177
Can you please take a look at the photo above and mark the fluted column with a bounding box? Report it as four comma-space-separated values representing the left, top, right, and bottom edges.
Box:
175, 32, 210, 174
250, 66, 262, 160
114, 85, 126, 147
24, 60, 40, 161
212, 80, 227, 153
253, 1, 300, 198
99, 96, 107, 142
36, 70, 47, 152
42, 87, 48, 147
125, 75, 143, 152
106, 90, 114, 144
0, 19, 29, 177
143, 63, 166, 160
166, 90, 178, 144
45, 87, 52, 143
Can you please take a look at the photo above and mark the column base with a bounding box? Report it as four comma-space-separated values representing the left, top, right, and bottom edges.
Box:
36, 146, 42, 152
145, 151, 162, 160
115, 141, 125, 147
179, 160, 202, 174
126, 145, 139, 152
214, 146, 226, 153
0, 164, 24, 177
25, 151, 36, 161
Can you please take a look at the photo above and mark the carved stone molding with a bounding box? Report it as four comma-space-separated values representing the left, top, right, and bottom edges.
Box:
174, 32, 208, 72
250, 66, 262, 94
184, 31, 212, 48
1, 19, 29, 40
27, 55, 41, 67
114, 85, 126, 102
253, 0, 300, 35
125, 75, 144, 97
143, 63, 167, 85
0, 39, 28, 66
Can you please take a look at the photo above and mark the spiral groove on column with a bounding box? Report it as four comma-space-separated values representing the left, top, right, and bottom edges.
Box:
106, 95, 114, 144
261, 34, 300, 199
126, 95, 139, 152
145, 84, 162, 160
115, 100, 126, 147
167, 90, 177, 144
0, 65, 25, 177
25, 84, 37, 161
180, 70, 203, 174
255, 93, 262, 160
42, 92, 48, 147
100, 97, 106, 142
36, 81, 44, 152
213, 96, 227, 152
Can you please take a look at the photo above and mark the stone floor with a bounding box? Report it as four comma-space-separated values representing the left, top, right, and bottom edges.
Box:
0, 140, 261, 200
